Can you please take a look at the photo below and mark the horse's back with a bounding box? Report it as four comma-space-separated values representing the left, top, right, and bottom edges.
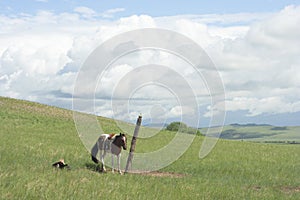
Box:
99, 133, 116, 140
99, 134, 109, 139
98, 134, 113, 151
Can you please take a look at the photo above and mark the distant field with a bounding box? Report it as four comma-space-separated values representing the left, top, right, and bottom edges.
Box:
0, 97, 299, 199
200, 124, 300, 143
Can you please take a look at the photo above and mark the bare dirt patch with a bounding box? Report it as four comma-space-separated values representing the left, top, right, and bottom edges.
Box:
128, 171, 187, 178
249, 186, 300, 194
281, 186, 300, 194
251, 186, 262, 191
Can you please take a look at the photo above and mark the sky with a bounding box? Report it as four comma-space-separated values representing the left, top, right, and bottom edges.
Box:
0, 0, 300, 127
1, 0, 299, 16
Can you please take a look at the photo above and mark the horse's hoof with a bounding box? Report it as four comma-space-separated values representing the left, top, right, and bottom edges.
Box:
118, 171, 123, 175
95, 166, 101, 172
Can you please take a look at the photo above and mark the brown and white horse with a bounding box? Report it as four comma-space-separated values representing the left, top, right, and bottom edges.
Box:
91, 133, 127, 174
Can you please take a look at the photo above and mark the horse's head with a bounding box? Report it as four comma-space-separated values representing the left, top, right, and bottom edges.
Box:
113, 133, 127, 150
120, 133, 127, 150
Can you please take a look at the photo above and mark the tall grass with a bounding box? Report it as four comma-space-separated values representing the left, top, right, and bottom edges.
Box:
0, 97, 299, 199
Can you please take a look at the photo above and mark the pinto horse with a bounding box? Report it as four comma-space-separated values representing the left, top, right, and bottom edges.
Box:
91, 133, 127, 174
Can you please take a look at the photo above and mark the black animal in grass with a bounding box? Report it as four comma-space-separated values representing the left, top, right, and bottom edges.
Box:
52, 159, 70, 169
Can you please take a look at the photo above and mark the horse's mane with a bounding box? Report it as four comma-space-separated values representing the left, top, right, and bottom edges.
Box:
108, 133, 115, 140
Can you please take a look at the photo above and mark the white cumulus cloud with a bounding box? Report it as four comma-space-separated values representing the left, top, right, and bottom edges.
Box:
0, 5, 299, 125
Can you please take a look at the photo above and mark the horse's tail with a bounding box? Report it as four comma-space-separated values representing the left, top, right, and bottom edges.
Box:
91, 142, 99, 164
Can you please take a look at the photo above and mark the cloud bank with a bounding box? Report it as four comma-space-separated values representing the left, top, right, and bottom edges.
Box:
0, 5, 299, 125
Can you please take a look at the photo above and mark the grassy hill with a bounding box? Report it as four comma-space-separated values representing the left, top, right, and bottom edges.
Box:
200, 124, 300, 143
0, 96, 299, 199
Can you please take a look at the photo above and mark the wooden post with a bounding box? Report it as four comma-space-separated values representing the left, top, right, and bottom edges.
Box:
125, 114, 142, 173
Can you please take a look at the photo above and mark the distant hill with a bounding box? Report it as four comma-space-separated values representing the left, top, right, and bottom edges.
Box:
143, 123, 168, 128
230, 123, 272, 127
199, 124, 300, 143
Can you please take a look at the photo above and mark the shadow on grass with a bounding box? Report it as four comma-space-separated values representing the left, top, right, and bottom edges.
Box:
85, 163, 103, 173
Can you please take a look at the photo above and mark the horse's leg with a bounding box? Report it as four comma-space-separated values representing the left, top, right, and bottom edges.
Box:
117, 154, 122, 174
111, 154, 115, 173
100, 150, 106, 172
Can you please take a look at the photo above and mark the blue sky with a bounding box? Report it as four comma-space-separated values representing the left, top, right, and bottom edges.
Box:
1, 0, 299, 16
0, 0, 300, 127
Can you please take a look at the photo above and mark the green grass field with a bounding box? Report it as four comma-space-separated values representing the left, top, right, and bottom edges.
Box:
0, 96, 299, 199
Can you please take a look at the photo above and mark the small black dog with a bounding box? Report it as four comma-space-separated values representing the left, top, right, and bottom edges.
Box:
52, 159, 70, 169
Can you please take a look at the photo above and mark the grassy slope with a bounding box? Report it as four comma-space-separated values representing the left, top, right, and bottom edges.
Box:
0, 97, 299, 199
200, 125, 300, 142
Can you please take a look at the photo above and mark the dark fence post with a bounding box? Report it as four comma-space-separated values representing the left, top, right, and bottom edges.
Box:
125, 114, 142, 173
